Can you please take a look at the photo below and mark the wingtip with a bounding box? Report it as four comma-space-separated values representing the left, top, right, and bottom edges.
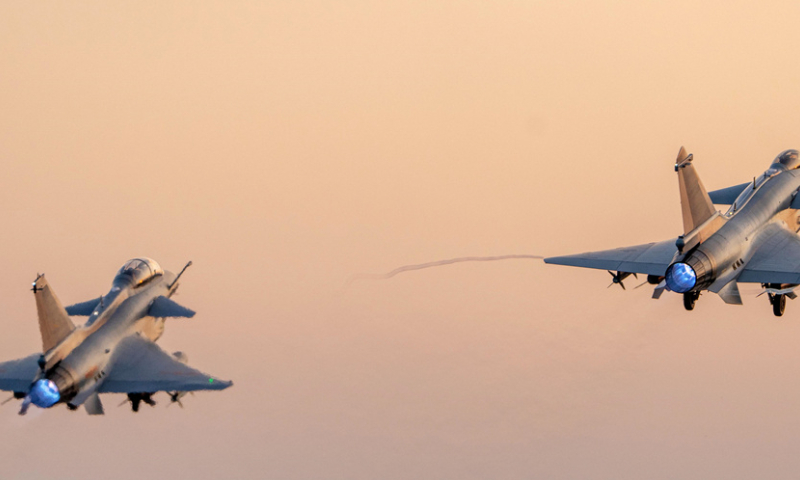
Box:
542, 256, 574, 265
210, 379, 233, 389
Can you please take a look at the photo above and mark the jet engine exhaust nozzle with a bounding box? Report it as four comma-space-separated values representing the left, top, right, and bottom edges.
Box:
28, 379, 60, 409
665, 262, 697, 293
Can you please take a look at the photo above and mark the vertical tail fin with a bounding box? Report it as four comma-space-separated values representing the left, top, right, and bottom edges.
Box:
675, 147, 716, 235
32, 274, 75, 353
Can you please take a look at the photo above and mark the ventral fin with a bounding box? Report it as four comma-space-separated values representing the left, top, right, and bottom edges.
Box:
84, 393, 104, 415
717, 280, 743, 305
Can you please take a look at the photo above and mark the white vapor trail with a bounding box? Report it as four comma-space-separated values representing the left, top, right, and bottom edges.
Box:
347, 255, 544, 284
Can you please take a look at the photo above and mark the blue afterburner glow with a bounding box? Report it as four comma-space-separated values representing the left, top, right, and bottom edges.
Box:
29, 379, 60, 408
665, 262, 697, 293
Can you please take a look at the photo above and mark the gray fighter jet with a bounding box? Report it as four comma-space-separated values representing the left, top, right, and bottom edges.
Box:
545, 148, 800, 316
0, 258, 232, 415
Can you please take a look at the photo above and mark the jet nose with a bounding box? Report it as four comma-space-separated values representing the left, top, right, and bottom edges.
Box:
28, 379, 60, 408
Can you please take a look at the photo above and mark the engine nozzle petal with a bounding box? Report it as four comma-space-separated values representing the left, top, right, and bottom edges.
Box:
28, 379, 60, 409
665, 262, 697, 293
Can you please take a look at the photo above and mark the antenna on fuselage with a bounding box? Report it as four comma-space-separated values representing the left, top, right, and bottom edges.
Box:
168, 261, 193, 290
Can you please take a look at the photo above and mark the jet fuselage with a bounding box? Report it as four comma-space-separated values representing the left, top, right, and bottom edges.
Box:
44, 271, 176, 406
666, 162, 800, 294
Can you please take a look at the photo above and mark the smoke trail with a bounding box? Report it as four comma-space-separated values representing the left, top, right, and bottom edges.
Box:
347, 254, 543, 284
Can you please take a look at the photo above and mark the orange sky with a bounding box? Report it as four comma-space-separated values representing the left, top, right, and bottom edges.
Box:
3, 1, 800, 479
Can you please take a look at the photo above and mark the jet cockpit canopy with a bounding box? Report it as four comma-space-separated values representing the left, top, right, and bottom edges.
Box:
771, 149, 800, 170
115, 258, 163, 286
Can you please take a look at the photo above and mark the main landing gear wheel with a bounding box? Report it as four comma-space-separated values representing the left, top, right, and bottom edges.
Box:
771, 293, 786, 317
683, 292, 699, 311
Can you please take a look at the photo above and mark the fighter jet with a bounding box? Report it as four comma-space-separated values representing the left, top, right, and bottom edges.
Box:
545, 148, 800, 316
0, 258, 232, 415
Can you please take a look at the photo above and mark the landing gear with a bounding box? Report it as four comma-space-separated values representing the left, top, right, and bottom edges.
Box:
765, 283, 790, 317
123, 392, 157, 412
770, 293, 787, 317
683, 291, 699, 311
